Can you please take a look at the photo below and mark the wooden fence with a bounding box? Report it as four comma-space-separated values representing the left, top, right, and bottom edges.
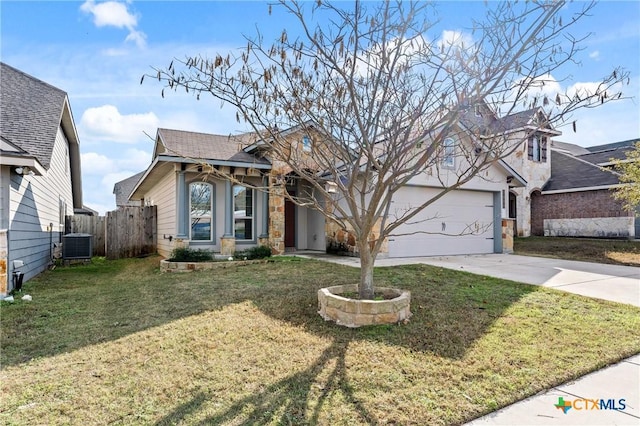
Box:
66, 214, 107, 256
65, 206, 157, 260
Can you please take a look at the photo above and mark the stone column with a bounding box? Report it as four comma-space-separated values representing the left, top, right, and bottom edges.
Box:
258, 176, 270, 248
220, 179, 236, 255
501, 218, 515, 253
0, 229, 7, 295
269, 176, 285, 255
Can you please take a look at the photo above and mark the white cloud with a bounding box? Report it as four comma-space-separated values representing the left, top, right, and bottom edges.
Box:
437, 30, 474, 52
118, 148, 151, 171
125, 30, 147, 48
80, 105, 159, 144
81, 152, 116, 175
557, 76, 639, 146
80, 0, 147, 48
589, 50, 600, 60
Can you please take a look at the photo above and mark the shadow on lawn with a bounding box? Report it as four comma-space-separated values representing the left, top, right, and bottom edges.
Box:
1, 256, 537, 368
155, 339, 373, 426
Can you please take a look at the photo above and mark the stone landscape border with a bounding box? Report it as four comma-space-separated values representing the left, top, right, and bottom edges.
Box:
318, 284, 411, 328
160, 259, 268, 272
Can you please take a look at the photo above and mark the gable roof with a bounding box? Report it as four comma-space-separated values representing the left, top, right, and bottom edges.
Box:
576, 138, 638, 165
1, 62, 67, 168
550, 140, 590, 156
113, 171, 145, 206
542, 150, 620, 192
456, 99, 561, 138
0, 62, 83, 207
156, 128, 268, 165
130, 128, 272, 200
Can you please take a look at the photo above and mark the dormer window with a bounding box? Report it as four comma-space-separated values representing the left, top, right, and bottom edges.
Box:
302, 135, 311, 152
528, 134, 547, 162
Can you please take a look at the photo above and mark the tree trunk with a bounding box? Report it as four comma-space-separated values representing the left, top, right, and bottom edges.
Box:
358, 242, 376, 300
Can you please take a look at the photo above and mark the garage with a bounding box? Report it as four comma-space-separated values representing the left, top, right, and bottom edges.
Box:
388, 186, 497, 258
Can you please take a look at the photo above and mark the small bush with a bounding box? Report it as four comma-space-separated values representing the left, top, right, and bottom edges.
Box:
168, 247, 213, 262
234, 245, 272, 260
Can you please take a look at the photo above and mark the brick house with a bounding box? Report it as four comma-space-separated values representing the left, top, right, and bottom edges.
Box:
531, 139, 638, 238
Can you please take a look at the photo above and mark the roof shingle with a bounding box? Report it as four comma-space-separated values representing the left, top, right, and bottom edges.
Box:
543, 150, 620, 191
0, 62, 68, 169
157, 128, 269, 165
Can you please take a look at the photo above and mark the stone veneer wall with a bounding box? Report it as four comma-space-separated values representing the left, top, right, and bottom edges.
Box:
268, 183, 285, 255
531, 189, 633, 237
501, 218, 514, 253
220, 237, 236, 256
544, 217, 634, 238
325, 218, 388, 257
0, 229, 7, 295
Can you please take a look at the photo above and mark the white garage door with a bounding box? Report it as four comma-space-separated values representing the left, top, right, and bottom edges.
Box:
388, 187, 495, 258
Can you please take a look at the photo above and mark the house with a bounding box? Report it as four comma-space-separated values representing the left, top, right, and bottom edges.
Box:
530, 139, 638, 238
113, 171, 145, 208
0, 63, 83, 294
126, 98, 560, 259
128, 128, 327, 257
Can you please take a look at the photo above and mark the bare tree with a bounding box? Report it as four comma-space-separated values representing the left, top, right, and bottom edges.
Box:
146, 0, 627, 299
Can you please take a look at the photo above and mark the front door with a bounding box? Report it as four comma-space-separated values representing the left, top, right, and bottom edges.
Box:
284, 198, 296, 248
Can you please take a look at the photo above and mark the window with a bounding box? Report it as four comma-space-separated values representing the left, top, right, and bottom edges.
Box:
528, 135, 547, 162
190, 182, 213, 241
59, 198, 66, 242
302, 135, 311, 152
233, 184, 253, 240
442, 138, 455, 168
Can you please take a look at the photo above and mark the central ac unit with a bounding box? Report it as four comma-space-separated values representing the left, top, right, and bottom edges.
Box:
62, 233, 93, 260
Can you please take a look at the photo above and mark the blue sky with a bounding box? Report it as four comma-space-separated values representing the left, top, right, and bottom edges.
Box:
2, 1, 639, 214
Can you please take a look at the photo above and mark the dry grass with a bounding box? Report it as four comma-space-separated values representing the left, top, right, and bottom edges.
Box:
515, 236, 640, 266
1, 256, 639, 425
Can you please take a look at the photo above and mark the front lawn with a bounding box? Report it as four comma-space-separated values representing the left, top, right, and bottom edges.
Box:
1, 256, 639, 425
515, 236, 640, 266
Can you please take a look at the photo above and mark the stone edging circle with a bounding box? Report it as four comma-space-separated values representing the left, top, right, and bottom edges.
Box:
318, 284, 411, 328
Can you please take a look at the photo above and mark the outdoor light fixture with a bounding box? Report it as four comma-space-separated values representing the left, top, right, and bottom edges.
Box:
14, 166, 34, 176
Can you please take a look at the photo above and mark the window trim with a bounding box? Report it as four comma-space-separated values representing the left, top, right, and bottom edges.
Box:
233, 184, 255, 242
528, 134, 548, 162
302, 135, 312, 152
189, 182, 214, 242
441, 137, 455, 168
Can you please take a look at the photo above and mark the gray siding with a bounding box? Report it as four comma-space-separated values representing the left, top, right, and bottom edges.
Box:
8, 127, 73, 286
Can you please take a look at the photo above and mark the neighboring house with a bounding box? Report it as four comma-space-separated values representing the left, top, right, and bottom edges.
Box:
0, 63, 83, 294
113, 171, 145, 208
530, 139, 638, 238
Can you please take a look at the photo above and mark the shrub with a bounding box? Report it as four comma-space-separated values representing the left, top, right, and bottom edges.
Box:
234, 245, 272, 260
168, 247, 213, 262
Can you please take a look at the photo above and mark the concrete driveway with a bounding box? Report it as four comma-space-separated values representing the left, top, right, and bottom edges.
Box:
304, 253, 640, 307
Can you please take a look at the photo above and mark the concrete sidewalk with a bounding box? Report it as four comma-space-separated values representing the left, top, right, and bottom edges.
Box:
466, 354, 640, 425
295, 252, 640, 425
